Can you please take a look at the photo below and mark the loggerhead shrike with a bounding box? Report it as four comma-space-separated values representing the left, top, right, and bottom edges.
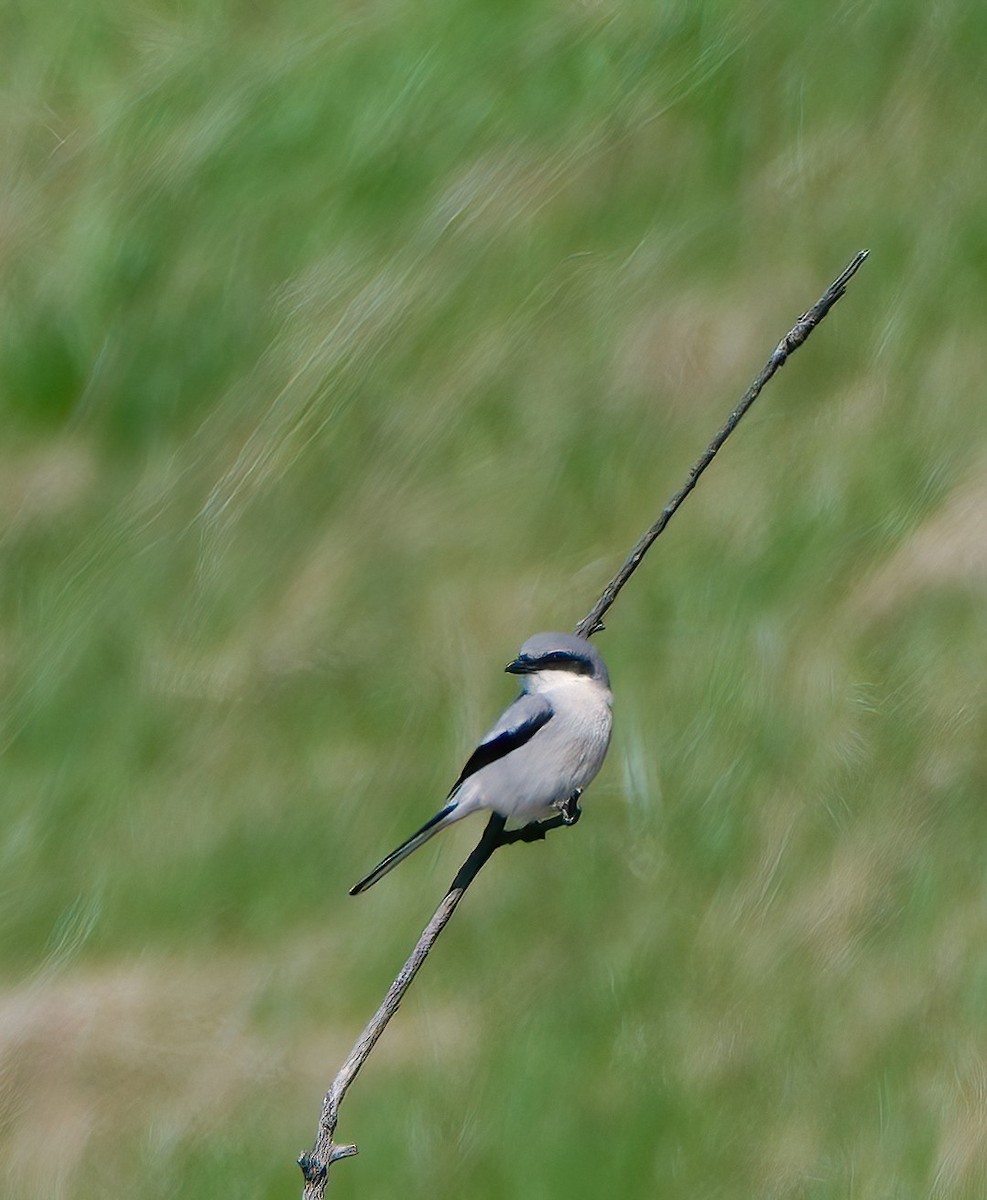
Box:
349, 631, 613, 894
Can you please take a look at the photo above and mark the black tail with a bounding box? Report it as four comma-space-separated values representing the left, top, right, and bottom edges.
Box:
349, 802, 458, 895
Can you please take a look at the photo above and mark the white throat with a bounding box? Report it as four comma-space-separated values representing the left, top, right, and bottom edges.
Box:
524, 669, 604, 696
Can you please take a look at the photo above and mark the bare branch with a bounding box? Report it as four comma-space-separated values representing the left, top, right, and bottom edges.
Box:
299, 251, 869, 1195
574, 250, 869, 640
299, 811, 559, 1195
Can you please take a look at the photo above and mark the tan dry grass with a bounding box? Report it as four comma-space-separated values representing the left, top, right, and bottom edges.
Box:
1, 955, 288, 1195
0, 943, 471, 1197
851, 463, 987, 621
0, 440, 97, 531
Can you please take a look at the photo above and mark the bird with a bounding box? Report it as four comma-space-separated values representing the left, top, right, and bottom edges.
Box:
349, 631, 613, 894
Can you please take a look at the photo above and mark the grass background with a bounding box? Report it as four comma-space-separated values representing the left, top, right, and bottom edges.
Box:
3, 1, 987, 1196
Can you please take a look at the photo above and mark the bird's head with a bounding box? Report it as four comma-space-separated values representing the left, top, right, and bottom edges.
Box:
505, 631, 610, 691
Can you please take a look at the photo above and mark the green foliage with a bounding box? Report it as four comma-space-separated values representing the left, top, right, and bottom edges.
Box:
3, 1, 987, 1196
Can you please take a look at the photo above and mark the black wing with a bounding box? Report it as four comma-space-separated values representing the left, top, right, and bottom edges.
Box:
447, 693, 553, 795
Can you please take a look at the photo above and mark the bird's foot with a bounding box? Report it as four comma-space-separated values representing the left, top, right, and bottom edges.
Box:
496, 792, 583, 847
559, 789, 583, 826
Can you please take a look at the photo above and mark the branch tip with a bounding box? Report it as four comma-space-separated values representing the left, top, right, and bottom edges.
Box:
573, 248, 868, 638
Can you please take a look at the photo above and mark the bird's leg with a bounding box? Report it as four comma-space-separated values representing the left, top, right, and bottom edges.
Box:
496, 790, 584, 847
498, 821, 548, 845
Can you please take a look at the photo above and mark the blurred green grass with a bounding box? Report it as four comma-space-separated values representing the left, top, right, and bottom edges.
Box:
3, 0, 987, 1196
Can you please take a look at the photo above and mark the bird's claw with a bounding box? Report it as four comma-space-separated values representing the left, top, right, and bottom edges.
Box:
560, 790, 582, 826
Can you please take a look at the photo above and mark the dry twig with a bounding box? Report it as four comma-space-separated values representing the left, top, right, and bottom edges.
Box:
574, 249, 869, 638
298, 250, 869, 1196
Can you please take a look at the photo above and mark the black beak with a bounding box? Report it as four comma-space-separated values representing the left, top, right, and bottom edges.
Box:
505, 656, 532, 674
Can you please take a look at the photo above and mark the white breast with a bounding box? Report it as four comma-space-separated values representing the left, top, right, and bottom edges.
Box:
467, 674, 613, 822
